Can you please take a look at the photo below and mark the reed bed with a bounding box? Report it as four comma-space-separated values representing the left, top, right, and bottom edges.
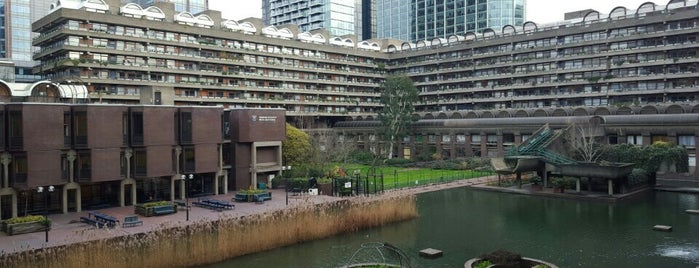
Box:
0, 195, 417, 268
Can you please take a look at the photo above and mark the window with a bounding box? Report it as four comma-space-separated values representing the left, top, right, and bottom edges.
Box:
678, 135, 695, 147
11, 153, 27, 184
471, 135, 481, 143
181, 146, 195, 173
76, 151, 91, 180
74, 111, 88, 146
8, 111, 22, 149
627, 135, 643, 145
131, 112, 143, 145
442, 135, 451, 143
456, 135, 466, 143
133, 149, 147, 176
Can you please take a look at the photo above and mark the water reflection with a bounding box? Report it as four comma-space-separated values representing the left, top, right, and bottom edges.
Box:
208, 189, 699, 268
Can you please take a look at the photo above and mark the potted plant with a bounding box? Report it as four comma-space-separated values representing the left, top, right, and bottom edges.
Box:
530, 175, 543, 191
551, 177, 567, 193
551, 177, 575, 193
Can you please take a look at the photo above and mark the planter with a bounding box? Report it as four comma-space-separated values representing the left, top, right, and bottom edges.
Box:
135, 203, 177, 217
2, 221, 49, 236
234, 191, 272, 202
531, 184, 543, 191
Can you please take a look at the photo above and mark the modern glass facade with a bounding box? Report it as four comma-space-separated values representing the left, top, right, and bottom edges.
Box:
3, 0, 52, 82
376, 0, 413, 41
262, 0, 358, 36
123, 0, 208, 13
377, 0, 525, 42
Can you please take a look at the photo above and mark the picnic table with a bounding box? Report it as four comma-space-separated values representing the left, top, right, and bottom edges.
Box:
80, 211, 119, 228
192, 198, 234, 211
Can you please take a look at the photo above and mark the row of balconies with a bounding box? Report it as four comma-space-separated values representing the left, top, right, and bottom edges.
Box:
34, 27, 382, 69
396, 38, 698, 70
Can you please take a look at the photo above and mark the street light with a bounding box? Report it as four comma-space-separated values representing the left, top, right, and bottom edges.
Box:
181, 174, 193, 221
282, 166, 291, 205
37, 185, 55, 243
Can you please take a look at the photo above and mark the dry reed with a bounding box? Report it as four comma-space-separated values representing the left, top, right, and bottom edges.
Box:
0, 195, 417, 268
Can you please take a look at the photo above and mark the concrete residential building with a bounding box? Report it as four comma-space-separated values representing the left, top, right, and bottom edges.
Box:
23, 0, 699, 211
376, 0, 526, 42
262, 0, 360, 36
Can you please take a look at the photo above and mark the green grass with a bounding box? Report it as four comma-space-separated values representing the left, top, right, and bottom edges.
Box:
337, 164, 493, 191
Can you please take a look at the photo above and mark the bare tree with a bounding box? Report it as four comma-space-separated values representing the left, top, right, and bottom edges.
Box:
566, 122, 608, 163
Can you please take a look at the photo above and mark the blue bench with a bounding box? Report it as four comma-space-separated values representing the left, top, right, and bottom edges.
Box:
152, 205, 176, 216
80, 216, 107, 228
122, 215, 143, 228
233, 193, 248, 202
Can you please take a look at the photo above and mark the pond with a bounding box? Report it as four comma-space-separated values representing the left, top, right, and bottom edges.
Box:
207, 188, 699, 267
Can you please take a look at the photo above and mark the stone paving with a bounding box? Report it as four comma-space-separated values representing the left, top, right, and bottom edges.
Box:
0, 176, 500, 255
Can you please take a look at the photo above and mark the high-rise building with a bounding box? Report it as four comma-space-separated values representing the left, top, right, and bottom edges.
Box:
0, 0, 53, 82
123, 0, 208, 13
376, 0, 525, 42
262, 0, 359, 36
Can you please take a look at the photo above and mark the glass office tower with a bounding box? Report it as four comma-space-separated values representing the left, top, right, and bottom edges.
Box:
262, 0, 358, 36
0, 0, 53, 82
377, 0, 525, 42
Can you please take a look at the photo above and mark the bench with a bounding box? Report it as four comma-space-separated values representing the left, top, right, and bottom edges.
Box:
255, 196, 265, 204
80, 216, 107, 228
233, 193, 248, 202
173, 200, 188, 210
122, 215, 143, 228
153, 205, 176, 216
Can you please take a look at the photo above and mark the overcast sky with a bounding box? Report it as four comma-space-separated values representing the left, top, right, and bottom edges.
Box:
209, 0, 653, 24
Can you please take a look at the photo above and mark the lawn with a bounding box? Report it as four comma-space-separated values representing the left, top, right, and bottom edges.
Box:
336, 164, 493, 191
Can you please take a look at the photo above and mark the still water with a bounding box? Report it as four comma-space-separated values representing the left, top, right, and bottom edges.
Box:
208, 188, 699, 268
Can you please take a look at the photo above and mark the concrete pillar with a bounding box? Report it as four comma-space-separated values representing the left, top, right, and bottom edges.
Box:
576, 178, 581, 193
496, 131, 504, 157
1, 153, 11, 188
642, 131, 651, 146
480, 132, 487, 157
67, 151, 77, 183
543, 171, 548, 188
608, 179, 614, 195
465, 134, 472, 157
222, 173, 228, 194
435, 133, 442, 158
514, 132, 522, 145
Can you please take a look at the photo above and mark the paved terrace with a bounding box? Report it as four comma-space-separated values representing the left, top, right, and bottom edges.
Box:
0, 176, 500, 255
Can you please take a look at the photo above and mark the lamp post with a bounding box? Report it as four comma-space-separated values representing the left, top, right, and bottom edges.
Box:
181, 174, 193, 221
37, 185, 55, 243
282, 166, 291, 205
